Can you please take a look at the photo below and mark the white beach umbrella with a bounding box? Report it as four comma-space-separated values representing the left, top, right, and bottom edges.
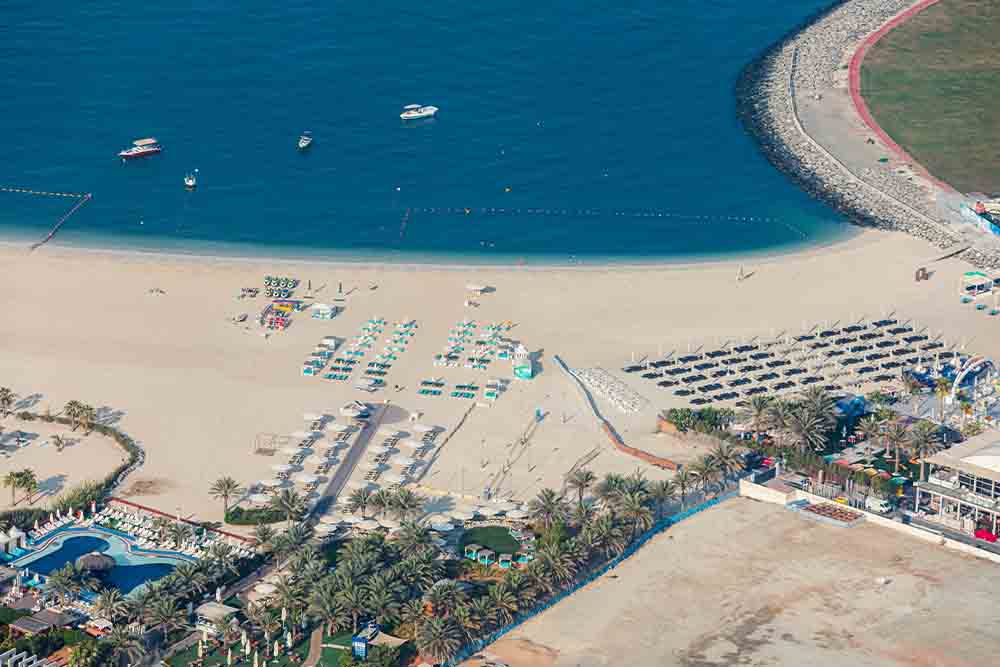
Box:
400, 439, 424, 450
303, 413, 322, 422
280, 446, 303, 456
341, 515, 363, 525
367, 445, 391, 455
314, 523, 337, 535
328, 422, 350, 433
316, 440, 337, 450
449, 509, 475, 521
254, 583, 277, 595
357, 519, 379, 530
319, 514, 341, 525
305, 455, 326, 466
476, 505, 502, 517
383, 471, 406, 485
506, 509, 529, 520
291, 430, 313, 439
270, 464, 294, 473
246, 493, 272, 504
258, 479, 284, 488
430, 522, 454, 532
391, 455, 416, 466
378, 427, 401, 437
410, 423, 435, 433
293, 472, 320, 485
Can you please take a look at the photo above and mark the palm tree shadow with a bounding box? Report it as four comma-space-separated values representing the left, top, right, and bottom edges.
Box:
95, 406, 126, 426
37, 474, 68, 499
14, 393, 43, 411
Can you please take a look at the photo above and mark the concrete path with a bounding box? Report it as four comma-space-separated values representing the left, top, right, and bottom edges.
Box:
304, 626, 326, 667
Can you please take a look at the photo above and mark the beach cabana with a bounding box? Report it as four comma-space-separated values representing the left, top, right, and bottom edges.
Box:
464, 543, 482, 560
195, 602, 238, 636
477, 549, 496, 566
498, 553, 514, 569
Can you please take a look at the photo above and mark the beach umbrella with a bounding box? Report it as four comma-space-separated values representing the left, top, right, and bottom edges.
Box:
287, 630, 293, 650
341, 515, 363, 525
410, 423, 435, 433
254, 650, 259, 667
216, 586, 223, 602
247, 493, 272, 504
368, 444, 391, 455
293, 472, 320, 485
449, 509, 475, 521
383, 471, 406, 485
281, 607, 287, 624
357, 519, 379, 530
400, 439, 424, 450
275, 640, 281, 657
378, 427, 401, 437
392, 455, 416, 466
476, 505, 502, 517
506, 509, 529, 520
328, 422, 350, 433
270, 463, 294, 473
314, 523, 337, 534
281, 446, 304, 456
291, 430, 313, 440
305, 454, 326, 466
430, 521, 454, 532
315, 441, 337, 451
198, 641, 204, 659
228, 647, 233, 666
303, 413, 322, 422
259, 479, 284, 488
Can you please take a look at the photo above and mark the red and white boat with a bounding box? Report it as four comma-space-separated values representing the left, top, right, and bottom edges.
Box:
118, 137, 162, 160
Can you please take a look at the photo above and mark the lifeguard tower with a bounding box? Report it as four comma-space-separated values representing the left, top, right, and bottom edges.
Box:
513, 344, 535, 380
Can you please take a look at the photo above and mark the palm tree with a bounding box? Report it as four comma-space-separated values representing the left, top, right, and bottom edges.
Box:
254, 522, 276, 551
145, 595, 187, 634
425, 580, 466, 618
347, 487, 374, 518
527, 488, 568, 532
369, 488, 394, 518
566, 468, 596, 505
68, 640, 102, 667
798, 386, 837, 429
3, 470, 19, 506
173, 561, 209, 597
364, 576, 402, 627
416, 616, 463, 665
51, 434, 67, 452
400, 598, 427, 630
106, 626, 145, 666
648, 479, 676, 520
18, 469, 38, 505
786, 409, 827, 453
707, 441, 744, 486
619, 490, 653, 541
934, 377, 952, 422
94, 588, 130, 623
856, 414, 884, 459
271, 488, 305, 527
394, 521, 433, 555
0, 387, 17, 417
209, 477, 245, 518
570, 498, 597, 529
688, 456, 720, 498
78, 404, 97, 434
908, 421, 943, 481
673, 468, 694, 510
766, 398, 796, 446
595, 472, 626, 508
337, 582, 368, 633
309, 579, 349, 634
883, 421, 909, 474
390, 488, 426, 521
167, 522, 192, 549
46, 563, 82, 604
745, 394, 772, 438
486, 582, 518, 625
258, 610, 282, 657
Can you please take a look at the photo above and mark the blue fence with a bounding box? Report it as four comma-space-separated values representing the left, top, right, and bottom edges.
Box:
447, 490, 738, 665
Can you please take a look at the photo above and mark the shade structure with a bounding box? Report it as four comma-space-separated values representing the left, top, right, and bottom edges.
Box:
391, 455, 416, 467
259, 478, 284, 488
319, 514, 341, 525
424, 513, 451, 524
476, 505, 502, 516
383, 471, 406, 484
449, 509, 475, 521
247, 493, 272, 504
400, 439, 424, 450
293, 472, 320, 485
314, 523, 337, 534
254, 583, 277, 595
270, 464, 294, 473
430, 522, 454, 532
305, 455, 326, 466
378, 427, 401, 437
303, 413, 322, 422
410, 423, 435, 433
328, 422, 350, 433
281, 446, 303, 456
356, 519, 380, 530
367, 444, 391, 455
506, 509, 529, 520
491, 501, 517, 512
341, 515, 363, 524
291, 431, 312, 439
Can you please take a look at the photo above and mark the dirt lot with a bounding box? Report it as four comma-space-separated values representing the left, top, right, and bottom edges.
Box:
474, 497, 999, 667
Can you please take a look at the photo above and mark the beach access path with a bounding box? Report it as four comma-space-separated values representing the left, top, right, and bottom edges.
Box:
314, 404, 387, 517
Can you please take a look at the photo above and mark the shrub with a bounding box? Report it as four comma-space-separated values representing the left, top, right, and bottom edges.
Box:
225, 506, 284, 525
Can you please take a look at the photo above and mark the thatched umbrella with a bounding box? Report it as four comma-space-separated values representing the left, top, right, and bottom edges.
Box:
75, 552, 115, 573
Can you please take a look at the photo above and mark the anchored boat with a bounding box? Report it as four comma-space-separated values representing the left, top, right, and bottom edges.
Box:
184, 169, 198, 189
118, 137, 162, 160
298, 132, 313, 150
400, 104, 438, 120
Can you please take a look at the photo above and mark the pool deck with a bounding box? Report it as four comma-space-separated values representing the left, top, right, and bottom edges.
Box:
13, 523, 195, 570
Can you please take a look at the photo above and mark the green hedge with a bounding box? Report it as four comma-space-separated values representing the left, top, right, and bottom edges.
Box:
225, 506, 284, 525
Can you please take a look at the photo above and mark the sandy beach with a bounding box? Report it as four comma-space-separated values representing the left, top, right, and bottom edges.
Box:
1, 228, 998, 524
479, 497, 1000, 667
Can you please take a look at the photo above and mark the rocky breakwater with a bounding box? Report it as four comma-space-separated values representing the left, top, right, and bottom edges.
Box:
737, 0, 1000, 270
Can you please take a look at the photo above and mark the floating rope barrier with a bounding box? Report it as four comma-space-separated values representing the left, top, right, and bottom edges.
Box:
0, 186, 89, 198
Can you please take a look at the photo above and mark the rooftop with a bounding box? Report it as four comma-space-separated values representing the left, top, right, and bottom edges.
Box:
926, 431, 1000, 482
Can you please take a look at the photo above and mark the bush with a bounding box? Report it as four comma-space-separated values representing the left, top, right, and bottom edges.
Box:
16, 411, 35, 421
225, 506, 284, 525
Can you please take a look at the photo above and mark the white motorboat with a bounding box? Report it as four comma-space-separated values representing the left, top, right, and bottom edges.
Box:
298, 131, 313, 150
184, 169, 198, 189
400, 104, 438, 120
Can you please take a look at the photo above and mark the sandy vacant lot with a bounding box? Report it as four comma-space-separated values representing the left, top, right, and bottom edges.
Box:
481, 498, 999, 667
0, 417, 127, 511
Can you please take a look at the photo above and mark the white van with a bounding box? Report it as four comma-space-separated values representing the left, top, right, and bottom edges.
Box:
865, 496, 892, 514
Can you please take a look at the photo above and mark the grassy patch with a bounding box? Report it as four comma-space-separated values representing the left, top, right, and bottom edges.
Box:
861, 0, 1000, 193
459, 525, 520, 555
225, 505, 284, 525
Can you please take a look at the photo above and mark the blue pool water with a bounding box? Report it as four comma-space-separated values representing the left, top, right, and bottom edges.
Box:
2, 0, 845, 263
16, 532, 184, 595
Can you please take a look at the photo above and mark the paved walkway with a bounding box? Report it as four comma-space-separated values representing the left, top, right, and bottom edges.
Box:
313, 404, 386, 518
304, 626, 325, 667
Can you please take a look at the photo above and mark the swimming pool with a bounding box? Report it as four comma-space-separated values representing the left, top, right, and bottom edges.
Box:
14, 527, 192, 595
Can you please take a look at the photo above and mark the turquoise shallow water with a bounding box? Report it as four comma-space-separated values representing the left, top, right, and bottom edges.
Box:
2, 0, 847, 263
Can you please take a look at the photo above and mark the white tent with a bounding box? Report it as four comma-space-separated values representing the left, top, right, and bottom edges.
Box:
430, 522, 454, 532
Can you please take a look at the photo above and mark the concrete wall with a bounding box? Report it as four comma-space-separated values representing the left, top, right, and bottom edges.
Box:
739, 480, 1000, 566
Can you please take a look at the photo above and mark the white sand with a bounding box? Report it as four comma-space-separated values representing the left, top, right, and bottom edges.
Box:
1, 230, 996, 524
483, 497, 1000, 667
0, 417, 127, 511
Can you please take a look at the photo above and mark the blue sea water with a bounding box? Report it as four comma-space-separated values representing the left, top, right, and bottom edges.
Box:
2, 0, 846, 264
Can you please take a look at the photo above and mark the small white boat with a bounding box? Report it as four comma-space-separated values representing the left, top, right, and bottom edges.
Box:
184, 169, 198, 189
400, 104, 438, 120
298, 132, 313, 150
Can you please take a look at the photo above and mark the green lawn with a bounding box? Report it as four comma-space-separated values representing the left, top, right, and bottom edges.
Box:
861, 0, 1000, 194
166, 636, 310, 667
459, 525, 520, 555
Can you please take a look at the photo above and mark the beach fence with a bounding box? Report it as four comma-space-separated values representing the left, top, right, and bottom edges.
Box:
447, 490, 739, 666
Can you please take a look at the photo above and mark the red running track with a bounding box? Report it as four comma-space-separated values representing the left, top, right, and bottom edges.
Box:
848, 0, 954, 192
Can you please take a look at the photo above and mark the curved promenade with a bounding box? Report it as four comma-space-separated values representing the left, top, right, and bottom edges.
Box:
738, 0, 1000, 271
